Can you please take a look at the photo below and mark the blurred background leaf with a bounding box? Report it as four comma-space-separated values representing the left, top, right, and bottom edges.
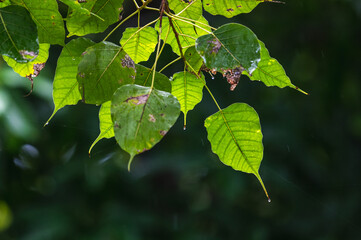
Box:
1, 0, 361, 239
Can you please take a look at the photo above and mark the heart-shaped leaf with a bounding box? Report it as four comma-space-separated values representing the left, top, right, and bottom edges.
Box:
77, 41, 136, 105
111, 84, 180, 170
205, 103, 269, 200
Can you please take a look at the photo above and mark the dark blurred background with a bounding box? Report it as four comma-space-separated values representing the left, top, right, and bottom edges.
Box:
1, 0, 361, 239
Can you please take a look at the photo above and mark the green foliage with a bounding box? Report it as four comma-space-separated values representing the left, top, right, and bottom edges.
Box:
0, 0, 307, 199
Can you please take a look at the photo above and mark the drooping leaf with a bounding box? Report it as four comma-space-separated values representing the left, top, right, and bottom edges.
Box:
89, 101, 114, 154
46, 38, 95, 124
3, 43, 49, 78
157, 16, 211, 56
120, 27, 158, 64
168, 0, 202, 20
205, 103, 269, 199
66, 0, 124, 37
171, 71, 204, 129
111, 84, 180, 169
246, 41, 307, 94
0, 5, 39, 62
196, 23, 261, 74
185, 46, 203, 73
11, 0, 65, 45
203, 0, 272, 18
135, 64, 171, 93
77, 41, 136, 105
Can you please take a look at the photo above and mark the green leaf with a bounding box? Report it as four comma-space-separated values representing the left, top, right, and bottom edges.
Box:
0, 0, 10, 7
89, 101, 114, 154
59, 0, 93, 15
247, 41, 307, 94
196, 23, 261, 74
11, 0, 65, 45
171, 71, 204, 129
77, 41, 136, 105
157, 16, 211, 56
184, 46, 203, 73
66, 0, 124, 37
3, 43, 49, 77
46, 38, 95, 124
135, 64, 172, 93
205, 103, 269, 200
111, 84, 180, 170
203, 0, 272, 18
120, 27, 158, 64
0, 5, 39, 62
168, 0, 202, 20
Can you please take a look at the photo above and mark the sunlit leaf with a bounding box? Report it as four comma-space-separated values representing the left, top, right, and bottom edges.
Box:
0, 5, 39, 62
0, 0, 10, 7
120, 27, 158, 64
66, 0, 124, 36
157, 16, 211, 56
89, 101, 114, 154
111, 84, 180, 170
196, 23, 261, 74
77, 41, 136, 105
171, 71, 204, 129
11, 0, 65, 45
3, 43, 49, 78
205, 103, 269, 199
135, 64, 171, 92
247, 41, 307, 94
168, 0, 202, 20
203, 0, 273, 18
46, 38, 95, 124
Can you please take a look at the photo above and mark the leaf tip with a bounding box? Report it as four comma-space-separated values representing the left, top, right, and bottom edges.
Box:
294, 86, 309, 95
255, 173, 270, 202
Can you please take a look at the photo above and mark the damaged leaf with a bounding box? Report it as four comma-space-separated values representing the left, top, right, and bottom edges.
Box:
111, 84, 180, 170
120, 27, 158, 64
3, 43, 50, 78
205, 103, 269, 200
196, 23, 261, 74
0, 5, 39, 62
77, 41, 136, 105
203, 0, 274, 18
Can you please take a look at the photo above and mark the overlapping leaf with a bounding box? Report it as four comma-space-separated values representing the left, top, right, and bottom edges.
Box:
135, 64, 171, 92
0, 0, 10, 7
171, 71, 204, 128
11, 0, 65, 45
168, 0, 202, 20
111, 84, 180, 169
185, 46, 204, 73
77, 41, 136, 104
247, 41, 307, 94
0, 5, 39, 62
46, 38, 95, 124
120, 27, 158, 64
89, 101, 114, 154
196, 23, 261, 74
205, 103, 269, 198
157, 16, 211, 56
203, 0, 271, 18
66, 0, 124, 36
3, 43, 49, 77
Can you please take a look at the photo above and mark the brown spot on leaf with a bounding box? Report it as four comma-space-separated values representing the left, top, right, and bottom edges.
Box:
121, 54, 135, 69
78, 72, 85, 78
19, 50, 38, 61
227, 8, 234, 12
124, 94, 149, 105
81, 51, 87, 56
148, 114, 156, 122
160, 130, 167, 136
222, 66, 245, 91
51, 15, 55, 19
78, 0, 87, 3
24, 63, 46, 96
208, 38, 221, 54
